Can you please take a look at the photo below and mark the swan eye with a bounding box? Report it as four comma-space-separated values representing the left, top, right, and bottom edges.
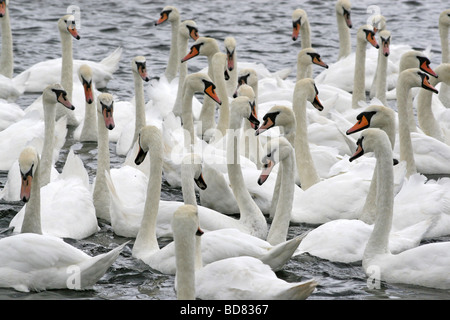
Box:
266, 153, 272, 159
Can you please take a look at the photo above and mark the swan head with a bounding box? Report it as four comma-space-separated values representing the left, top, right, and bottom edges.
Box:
400, 51, 438, 78
236, 84, 255, 103
0, 0, 9, 17
347, 105, 395, 135
132, 56, 150, 82
297, 48, 328, 69
357, 24, 379, 49
256, 105, 295, 136
379, 30, 391, 57
371, 14, 386, 33
335, 0, 352, 28
399, 68, 439, 94
58, 14, 80, 40
155, 5, 180, 26
179, 20, 199, 41
182, 153, 207, 190
231, 95, 259, 130
97, 93, 115, 130
292, 9, 308, 41
349, 128, 391, 162
224, 37, 236, 71
294, 78, 324, 111
439, 9, 450, 28
181, 37, 219, 62
43, 84, 75, 110
258, 137, 293, 185
19, 146, 39, 203
172, 204, 203, 242
135, 125, 162, 166
78, 64, 94, 104
234, 68, 258, 97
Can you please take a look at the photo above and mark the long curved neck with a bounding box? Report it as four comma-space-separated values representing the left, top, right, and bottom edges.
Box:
60, 32, 73, 100
363, 142, 394, 259
441, 20, 449, 64
133, 73, 146, 145
266, 152, 294, 245
93, 112, 111, 220
397, 78, 417, 178
39, 102, 56, 188
352, 37, 367, 109
22, 165, 43, 234
296, 60, 311, 81
198, 56, 219, 139
80, 97, 97, 141
174, 219, 197, 300
293, 91, 320, 190
337, 14, 351, 60
173, 35, 190, 116
227, 113, 267, 239
374, 50, 388, 105
0, 7, 13, 78
417, 76, 444, 142
165, 19, 180, 82
213, 61, 230, 139
181, 84, 196, 149
133, 146, 163, 257
181, 164, 197, 206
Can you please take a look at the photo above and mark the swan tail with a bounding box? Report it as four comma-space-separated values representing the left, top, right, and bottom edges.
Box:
100, 47, 123, 75
77, 241, 129, 289
260, 231, 309, 271
279, 279, 318, 300
60, 148, 90, 188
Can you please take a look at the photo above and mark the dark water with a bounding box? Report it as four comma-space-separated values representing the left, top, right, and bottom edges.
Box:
1, 0, 450, 302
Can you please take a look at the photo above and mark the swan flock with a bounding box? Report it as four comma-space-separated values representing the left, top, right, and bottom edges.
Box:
0, 0, 449, 300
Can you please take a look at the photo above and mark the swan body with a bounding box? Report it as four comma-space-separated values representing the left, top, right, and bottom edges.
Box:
352, 128, 450, 290
172, 204, 318, 300
0, 232, 127, 292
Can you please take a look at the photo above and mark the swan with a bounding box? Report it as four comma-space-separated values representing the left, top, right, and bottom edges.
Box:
296, 47, 329, 81
172, 20, 199, 118
73, 64, 97, 142
335, 0, 352, 60
369, 29, 391, 105
155, 5, 180, 83
438, 9, 450, 108
172, 204, 318, 300
292, 9, 313, 78
416, 63, 450, 143
181, 36, 221, 141
0, 232, 127, 293
9, 145, 100, 240
350, 128, 450, 290
224, 36, 238, 97
115, 56, 151, 156
129, 133, 304, 275
346, 104, 450, 239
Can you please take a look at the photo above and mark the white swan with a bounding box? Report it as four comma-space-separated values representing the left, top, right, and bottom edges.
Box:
9, 145, 99, 240
335, 0, 352, 60
181, 36, 221, 141
416, 63, 450, 143
369, 29, 391, 105
351, 128, 450, 290
172, 204, 318, 300
155, 5, 180, 83
172, 20, 199, 117
115, 56, 151, 155
224, 36, 238, 97
296, 47, 329, 81
292, 9, 313, 78
0, 232, 127, 292
129, 133, 304, 275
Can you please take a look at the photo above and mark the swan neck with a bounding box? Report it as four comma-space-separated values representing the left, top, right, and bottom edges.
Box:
266, 152, 294, 245
440, 21, 449, 64
165, 19, 180, 82
80, 99, 97, 141
213, 59, 230, 139
364, 144, 394, 259
181, 85, 195, 149
337, 13, 351, 59
375, 50, 388, 104
22, 165, 43, 234
133, 73, 146, 145
181, 164, 197, 206
417, 81, 443, 141
0, 7, 13, 78
397, 79, 417, 177
352, 38, 367, 109
60, 32, 73, 100
173, 35, 189, 116
133, 148, 163, 257
39, 102, 56, 188
300, 22, 312, 49
293, 90, 320, 189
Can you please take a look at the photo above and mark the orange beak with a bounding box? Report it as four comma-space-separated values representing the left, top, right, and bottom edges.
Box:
102, 103, 115, 130
292, 20, 300, 41
20, 173, 32, 203
366, 30, 379, 48
204, 83, 222, 105
347, 115, 370, 135
83, 81, 94, 104
255, 117, 274, 136
420, 61, 438, 78
181, 45, 200, 62
156, 11, 169, 25
258, 160, 274, 185
0, 1, 6, 17
312, 55, 328, 69
67, 23, 80, 40
189, 27, 199, 41
421, 74, 439, 94
57, 91, 75, 110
